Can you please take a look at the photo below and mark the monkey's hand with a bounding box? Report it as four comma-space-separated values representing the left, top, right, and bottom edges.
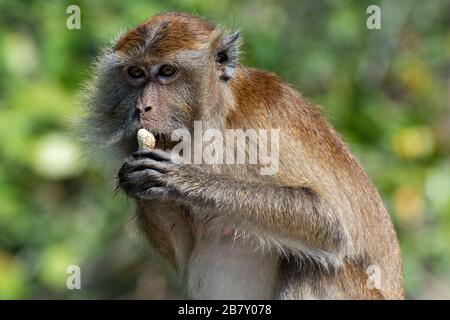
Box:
118, 149, 185, 201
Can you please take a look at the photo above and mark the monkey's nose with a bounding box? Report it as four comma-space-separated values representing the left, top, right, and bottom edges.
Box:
136, 105, 153, 117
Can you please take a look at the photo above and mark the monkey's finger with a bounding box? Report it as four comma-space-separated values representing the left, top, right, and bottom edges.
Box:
126, 158, 172, 174
118, 161, 133, 179
126, 169, 165, 184
120, 173, 162, 191
132, 149, 173, 162
119, 168, 163, 190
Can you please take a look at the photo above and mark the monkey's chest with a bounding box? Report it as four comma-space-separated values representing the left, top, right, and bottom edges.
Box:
186, 228, 279, 299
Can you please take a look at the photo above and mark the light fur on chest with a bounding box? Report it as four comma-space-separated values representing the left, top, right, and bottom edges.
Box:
185, 227, 279, 299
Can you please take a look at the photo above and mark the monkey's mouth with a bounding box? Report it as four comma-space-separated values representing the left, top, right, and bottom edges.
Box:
130, 117, 184, 152
150, 132, 163, 148
152, 132, 181, 150
130, 126, 176, 152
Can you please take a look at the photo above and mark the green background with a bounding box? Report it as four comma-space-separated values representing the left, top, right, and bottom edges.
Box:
0, 0, 449, 299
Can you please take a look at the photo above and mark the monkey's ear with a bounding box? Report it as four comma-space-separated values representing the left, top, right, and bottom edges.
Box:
214, 31, 240, 81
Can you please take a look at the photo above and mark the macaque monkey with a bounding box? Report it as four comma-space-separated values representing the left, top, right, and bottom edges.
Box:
84, 12, 403, 299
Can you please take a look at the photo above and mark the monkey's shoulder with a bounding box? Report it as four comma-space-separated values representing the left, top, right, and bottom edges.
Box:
228, 66, 319, 126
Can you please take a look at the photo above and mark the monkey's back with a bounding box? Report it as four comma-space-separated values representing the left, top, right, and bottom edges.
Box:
228, 67, 404, 299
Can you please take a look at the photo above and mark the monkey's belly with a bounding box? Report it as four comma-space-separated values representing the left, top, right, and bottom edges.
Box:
186, 234, 279, 299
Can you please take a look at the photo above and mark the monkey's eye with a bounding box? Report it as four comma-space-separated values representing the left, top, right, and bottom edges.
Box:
158, 64, 177, 77
127, 66, 146, 78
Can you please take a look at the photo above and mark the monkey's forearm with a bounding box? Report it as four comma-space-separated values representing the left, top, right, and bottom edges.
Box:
170, 169, 347, 255
119, 150, 348, 256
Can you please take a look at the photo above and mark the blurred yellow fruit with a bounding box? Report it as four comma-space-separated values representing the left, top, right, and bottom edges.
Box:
392, 126, 434, 160
393, 185, 425, 227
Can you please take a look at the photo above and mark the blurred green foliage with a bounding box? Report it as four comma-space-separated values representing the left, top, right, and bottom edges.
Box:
0, 0, 449, 299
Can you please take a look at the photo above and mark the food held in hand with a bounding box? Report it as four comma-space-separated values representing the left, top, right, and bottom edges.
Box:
137, 128, 156, 150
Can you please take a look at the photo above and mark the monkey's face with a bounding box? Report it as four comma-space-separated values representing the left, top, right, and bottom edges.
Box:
85, 13, 239, 154
91, 52, 202, 153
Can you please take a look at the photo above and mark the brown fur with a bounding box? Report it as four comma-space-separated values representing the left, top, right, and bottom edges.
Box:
91, 12, 404, 299
226, 67, 403, 299
115, 12, 214, 55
